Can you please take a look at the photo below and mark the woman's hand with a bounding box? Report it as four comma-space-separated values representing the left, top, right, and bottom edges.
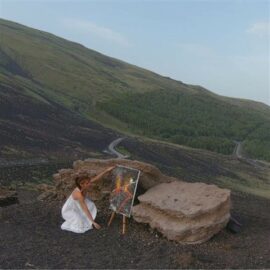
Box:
93, 222, 101, 230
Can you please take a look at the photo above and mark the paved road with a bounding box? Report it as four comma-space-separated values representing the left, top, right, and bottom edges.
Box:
105, 137, 129, 159
233, 141, 242, 158
233, 140, 269, 169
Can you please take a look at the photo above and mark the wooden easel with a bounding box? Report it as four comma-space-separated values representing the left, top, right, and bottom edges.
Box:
107, 165, 141, 235
108, 211, 127, 234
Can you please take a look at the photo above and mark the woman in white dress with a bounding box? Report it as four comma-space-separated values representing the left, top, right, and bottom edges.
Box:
61, 166, 115, 233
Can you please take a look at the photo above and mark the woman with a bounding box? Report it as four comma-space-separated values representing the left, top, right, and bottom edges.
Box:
61, 165, 115, 233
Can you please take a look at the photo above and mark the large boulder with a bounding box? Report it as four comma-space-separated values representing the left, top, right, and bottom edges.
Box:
132, 181, 231, 244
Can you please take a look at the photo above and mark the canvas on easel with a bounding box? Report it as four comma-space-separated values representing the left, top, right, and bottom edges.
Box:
108, 165, 141, 234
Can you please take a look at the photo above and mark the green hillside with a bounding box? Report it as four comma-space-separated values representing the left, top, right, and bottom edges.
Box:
0, 19, 269, 161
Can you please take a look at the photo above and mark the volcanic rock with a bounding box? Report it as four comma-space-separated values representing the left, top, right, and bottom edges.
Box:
132, 181, 230, 244
45, 158, 176, 201
0, 187, 19, 207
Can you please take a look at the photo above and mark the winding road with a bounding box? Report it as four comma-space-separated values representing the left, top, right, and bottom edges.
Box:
105, 137, 268, 168
233, 140, 269, 169
233, 141, 243, 158
105, 137, 130, 159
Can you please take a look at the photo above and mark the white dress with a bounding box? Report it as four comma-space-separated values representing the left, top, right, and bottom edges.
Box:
61, 188, 97, 233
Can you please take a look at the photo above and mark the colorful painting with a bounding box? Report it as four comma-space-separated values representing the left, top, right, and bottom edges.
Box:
109, 165, 141, 217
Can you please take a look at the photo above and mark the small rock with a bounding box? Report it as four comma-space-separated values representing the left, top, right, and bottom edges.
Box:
0, 187, 19, 207
25, 262, 35, 267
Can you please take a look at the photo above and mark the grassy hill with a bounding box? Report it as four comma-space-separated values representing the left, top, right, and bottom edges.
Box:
0, 18, 269, 161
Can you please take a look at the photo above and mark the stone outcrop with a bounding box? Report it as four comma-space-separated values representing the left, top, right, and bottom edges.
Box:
42, 158, 176, 201
132, 181, 231, 244
36, 183, 57, 201
0, 187, 19, 207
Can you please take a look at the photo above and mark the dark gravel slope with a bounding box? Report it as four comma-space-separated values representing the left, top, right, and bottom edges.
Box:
0, 188, 269, 269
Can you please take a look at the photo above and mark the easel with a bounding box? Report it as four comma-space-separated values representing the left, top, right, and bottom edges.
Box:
107, 165, 141, 235
108, 211, 127, 234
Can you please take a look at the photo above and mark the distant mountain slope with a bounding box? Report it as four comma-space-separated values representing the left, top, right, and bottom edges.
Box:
0, 80, 117, 160
0, 19, 269, 161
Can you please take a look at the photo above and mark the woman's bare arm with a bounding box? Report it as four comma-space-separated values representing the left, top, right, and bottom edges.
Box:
90, 166, 116, 183
74, 192, 101, 229
77, 194, 95, 222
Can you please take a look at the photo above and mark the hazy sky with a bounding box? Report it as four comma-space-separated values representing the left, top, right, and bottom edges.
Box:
1, 0, 269, 105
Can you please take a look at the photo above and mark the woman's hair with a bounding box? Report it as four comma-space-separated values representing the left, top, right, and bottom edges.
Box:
75, 173, 90, 190
74, 170, 97, 190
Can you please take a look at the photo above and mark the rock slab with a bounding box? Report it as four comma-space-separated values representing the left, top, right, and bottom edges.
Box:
132, 181, 230, 244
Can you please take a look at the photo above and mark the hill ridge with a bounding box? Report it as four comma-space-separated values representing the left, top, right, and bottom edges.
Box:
0, 18, 269, 161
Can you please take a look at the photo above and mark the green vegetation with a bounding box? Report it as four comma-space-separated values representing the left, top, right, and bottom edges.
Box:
243, 122, 270, 161
115, 145, 131, 156
1, 18, 270, 161
217, 175, 270, 199
98, 90, 269, 156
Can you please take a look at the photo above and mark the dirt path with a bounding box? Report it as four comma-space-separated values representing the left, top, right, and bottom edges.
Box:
0, 158, 49, 168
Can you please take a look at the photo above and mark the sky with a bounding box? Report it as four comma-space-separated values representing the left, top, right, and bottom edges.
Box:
1, 0, 269, 105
